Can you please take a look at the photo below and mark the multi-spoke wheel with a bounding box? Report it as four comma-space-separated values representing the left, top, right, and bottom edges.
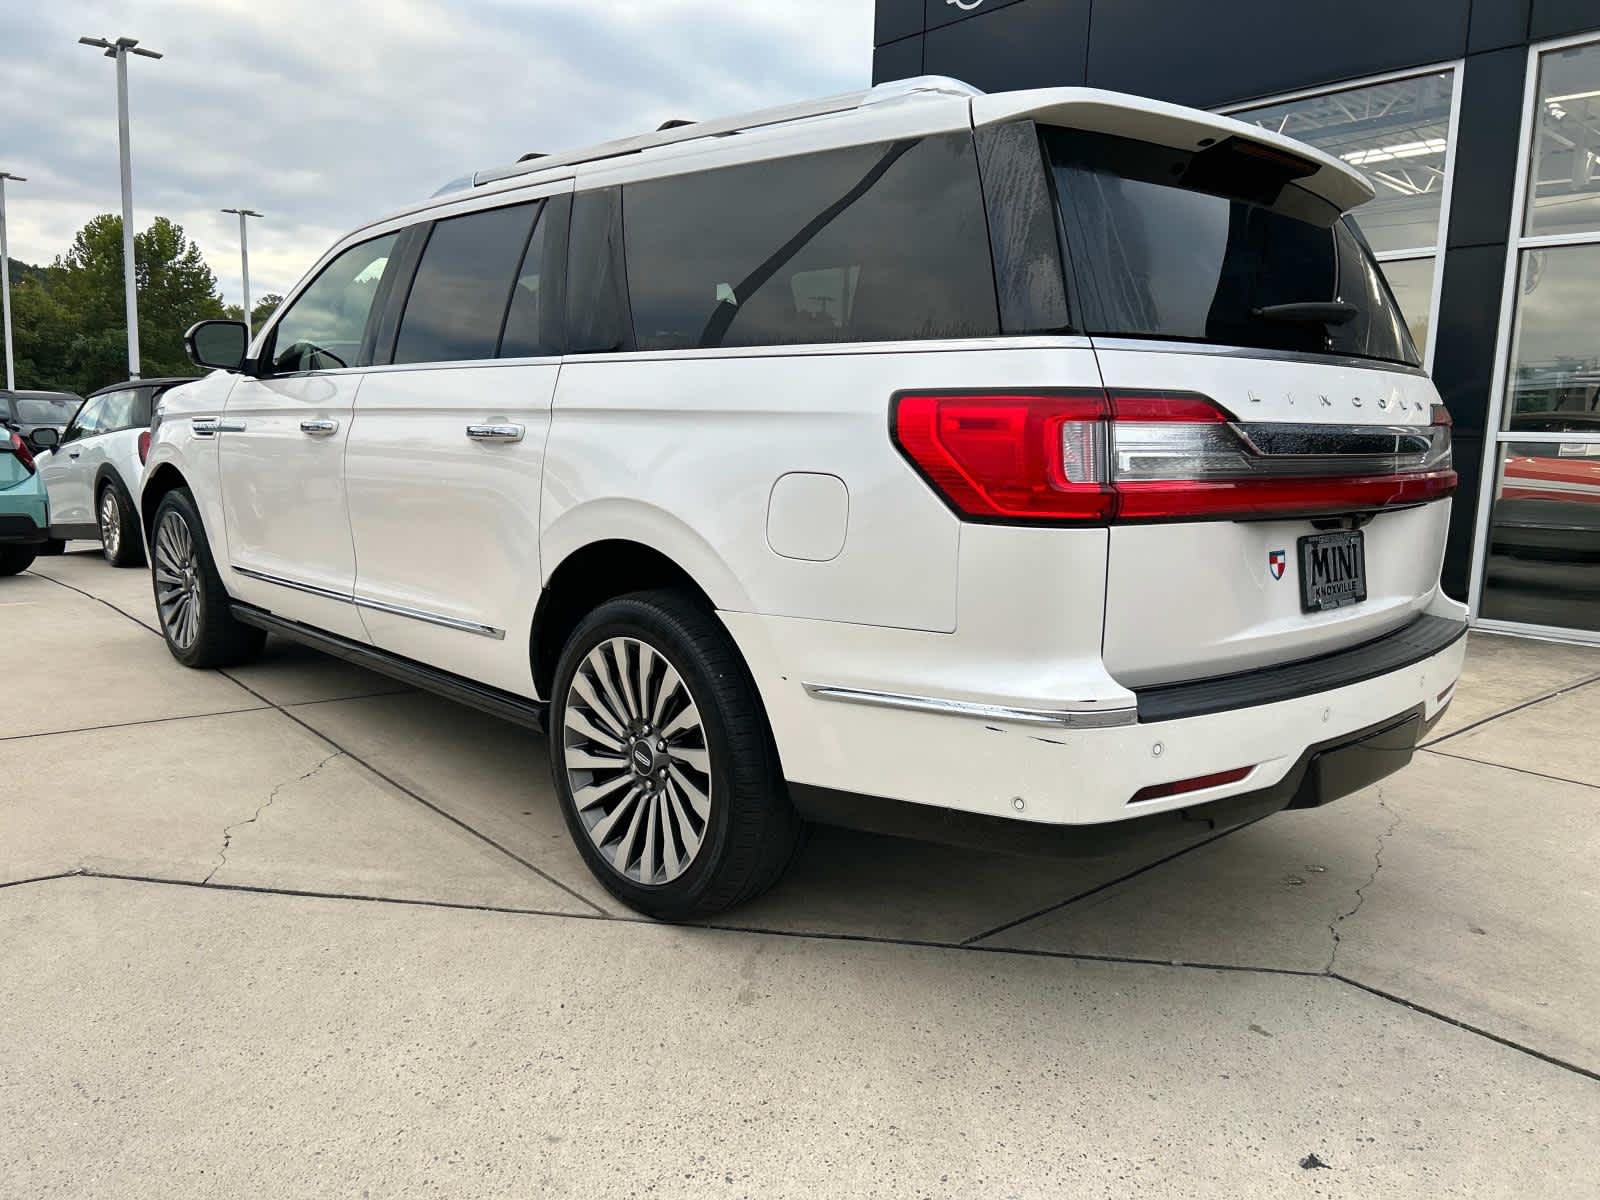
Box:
148, 486, 265, 669
153, 509, 201, 651
563, 637, 713, 887
550, 590, 803, 919
98, 479, 145, 567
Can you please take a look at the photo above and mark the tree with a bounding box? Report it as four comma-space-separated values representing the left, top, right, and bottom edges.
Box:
8, 214, 227, 394
225, 293, 283, 330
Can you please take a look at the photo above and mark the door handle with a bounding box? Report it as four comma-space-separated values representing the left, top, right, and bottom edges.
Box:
68, 450, 81, 459
466, 423, 525, 444
300, 418, 340, 436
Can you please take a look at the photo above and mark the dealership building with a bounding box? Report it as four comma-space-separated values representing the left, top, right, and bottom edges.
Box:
874, 0, 1600, 642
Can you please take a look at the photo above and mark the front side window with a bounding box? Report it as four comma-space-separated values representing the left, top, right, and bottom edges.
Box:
63, 397, 104, 443
394, 202, 541, 365
269, 233, 398, 374
623, 132, 999, 351
1048, 128, 1420, 367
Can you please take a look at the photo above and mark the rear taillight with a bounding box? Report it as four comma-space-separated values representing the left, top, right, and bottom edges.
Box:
138, 429, 152, 465
7, 431, 36, 474
892, 390, 1456, 524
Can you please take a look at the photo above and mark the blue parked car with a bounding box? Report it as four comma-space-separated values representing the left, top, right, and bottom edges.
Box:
1, 429, 51, 576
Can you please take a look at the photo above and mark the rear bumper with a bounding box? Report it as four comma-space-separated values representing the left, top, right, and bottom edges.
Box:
728, 594, 1467, 829
0, 511, 47, 544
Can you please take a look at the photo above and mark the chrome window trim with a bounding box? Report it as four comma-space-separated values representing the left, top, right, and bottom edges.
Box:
1088, 337, 1430, 378
802, 682, 1137, 729
231, 566, 506, 640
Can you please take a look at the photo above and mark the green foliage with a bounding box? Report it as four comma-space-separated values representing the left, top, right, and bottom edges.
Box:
224, 293, 283, 330
6, 214, 226, 394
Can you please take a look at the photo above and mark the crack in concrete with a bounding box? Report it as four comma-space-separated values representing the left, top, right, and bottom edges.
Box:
201, 751, 343, 886
1325, 794, 1400, 974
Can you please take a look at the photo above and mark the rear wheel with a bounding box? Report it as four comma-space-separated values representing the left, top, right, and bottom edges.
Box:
150, 487, 265, 668
98, 478, 145, 567
0, 544, 38, 576
550, 590, 802, 920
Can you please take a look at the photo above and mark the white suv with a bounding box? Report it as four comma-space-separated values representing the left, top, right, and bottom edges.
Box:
143, 78, 1467, 918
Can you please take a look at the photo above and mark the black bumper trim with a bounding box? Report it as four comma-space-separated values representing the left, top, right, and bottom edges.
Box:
788, 705, 1438, 859
0, 513, 46, 545
1133, 613, 1466, 724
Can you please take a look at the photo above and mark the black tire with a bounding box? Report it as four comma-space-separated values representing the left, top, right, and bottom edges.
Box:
37, 538, 66, 557
150, 487, 266, 669
550, 589, 803, 920
98, 477, 146, 567
0, 544, 38, 576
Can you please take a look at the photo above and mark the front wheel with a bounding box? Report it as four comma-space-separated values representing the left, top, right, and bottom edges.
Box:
550, 590, 802, 920
150, 487, 265, 668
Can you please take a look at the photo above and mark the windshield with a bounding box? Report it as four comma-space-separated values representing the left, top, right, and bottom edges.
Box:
15, 396, 80, 424
1045, 128, 1420, 368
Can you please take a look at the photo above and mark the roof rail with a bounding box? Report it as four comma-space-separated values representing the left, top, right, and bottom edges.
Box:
473, 76, 982, 188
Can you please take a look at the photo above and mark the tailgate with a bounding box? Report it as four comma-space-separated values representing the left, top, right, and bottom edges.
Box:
1097, 346, 1449, 686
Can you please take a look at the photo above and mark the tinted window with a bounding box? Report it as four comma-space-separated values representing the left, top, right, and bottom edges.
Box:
566, 188, 634, 355
623, 132, 998, 351
499, 195, 569, 359
270, 233, 398, 373
394, 203, 540, 365
1047, 129, 1419, 367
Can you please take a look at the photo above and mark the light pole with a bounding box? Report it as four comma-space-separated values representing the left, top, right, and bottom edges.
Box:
221, 208, 263, 334
0, 171, 23, 392
79, 35, 162, 380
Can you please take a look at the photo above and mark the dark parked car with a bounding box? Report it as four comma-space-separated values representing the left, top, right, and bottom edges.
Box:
2, 390, 83, 453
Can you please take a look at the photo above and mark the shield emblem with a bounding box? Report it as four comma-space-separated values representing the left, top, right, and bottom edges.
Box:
1268, 549, 1287, 581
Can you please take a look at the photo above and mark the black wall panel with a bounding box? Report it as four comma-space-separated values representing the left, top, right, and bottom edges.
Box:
1530, 0, 1600, 39
872, 36, 925, 85
1441, 431, 1484, 600
1083, 0, 1471, 108
923, 0, 1091, 91
1469, 0, 1532, 52
876, 0, 924, 45
1431, 244, 1508, 440
927, 0, 1027, 32
1444, 48, 1529, 248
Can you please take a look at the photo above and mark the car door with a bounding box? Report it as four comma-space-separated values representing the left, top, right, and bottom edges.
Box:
39, 395, 103, 530
218, 232, 403, 641
346, 188, 570, 694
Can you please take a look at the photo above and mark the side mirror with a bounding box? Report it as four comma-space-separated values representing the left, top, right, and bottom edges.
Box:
30, 427, 59, 450
184, 319, 249, 371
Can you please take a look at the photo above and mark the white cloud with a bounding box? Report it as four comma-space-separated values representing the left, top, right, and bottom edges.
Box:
0, 0, 872, 305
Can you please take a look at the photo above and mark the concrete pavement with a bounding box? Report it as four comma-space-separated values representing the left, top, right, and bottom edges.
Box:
3, 547, 1597, 1196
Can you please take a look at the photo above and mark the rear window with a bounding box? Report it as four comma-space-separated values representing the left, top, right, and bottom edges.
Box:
14, 396, 78, 423
1046, 129, 1419, 367
622, 132, 998, 351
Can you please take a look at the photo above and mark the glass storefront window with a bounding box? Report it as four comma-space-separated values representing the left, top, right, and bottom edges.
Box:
1479, 442, 1600, 633
1526, 40, 1600, 238
1502, 244, 1600, 433
1377, 257, 1435, 359
1233, 71, 1455, 253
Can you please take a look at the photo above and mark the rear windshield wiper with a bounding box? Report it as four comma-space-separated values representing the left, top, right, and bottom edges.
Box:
1252, 301, 1359, 325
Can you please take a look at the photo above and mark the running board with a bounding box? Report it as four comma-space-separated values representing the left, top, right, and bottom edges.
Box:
230, 604, 547, 732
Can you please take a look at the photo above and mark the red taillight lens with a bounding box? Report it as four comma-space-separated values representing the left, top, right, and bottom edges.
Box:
892, 389, 1457, 524
1131, 766, 1254, 804
8, 431, 36, 474
138, 429, 152, 465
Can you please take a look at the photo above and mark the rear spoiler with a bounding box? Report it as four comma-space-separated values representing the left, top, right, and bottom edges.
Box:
971, 87, 1375, 213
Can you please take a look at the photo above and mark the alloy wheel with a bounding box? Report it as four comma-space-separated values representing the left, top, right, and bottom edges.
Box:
99, 489, 121, 558
152, 510, 201, 650
562, 637, 713, 886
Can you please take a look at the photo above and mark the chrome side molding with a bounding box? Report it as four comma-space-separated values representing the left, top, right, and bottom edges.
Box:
801, 682, 1137, 729
231, 566, 506, 640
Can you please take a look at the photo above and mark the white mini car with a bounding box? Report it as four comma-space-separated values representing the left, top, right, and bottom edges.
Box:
38, 378, 190, 566
143, 77, 1468, 918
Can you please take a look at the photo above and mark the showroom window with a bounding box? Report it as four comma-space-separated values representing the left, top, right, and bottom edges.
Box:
1473, 33, 1600, 640
1225, 67, 1460, 368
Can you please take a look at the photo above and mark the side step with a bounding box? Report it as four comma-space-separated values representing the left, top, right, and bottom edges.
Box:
230, 604, 548, 732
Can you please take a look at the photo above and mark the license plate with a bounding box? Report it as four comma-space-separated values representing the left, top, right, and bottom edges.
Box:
1298, 530, 1367, 612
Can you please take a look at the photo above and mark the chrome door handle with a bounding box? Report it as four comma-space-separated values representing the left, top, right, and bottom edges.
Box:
466, 423, 525, 444
191, 417, 219, 437
300, 418, 339, 436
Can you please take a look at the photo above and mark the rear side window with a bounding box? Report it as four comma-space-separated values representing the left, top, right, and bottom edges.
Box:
623, 133, 999, 351
1046, 129, 1419, 367
394, 202, 541, 365
499, 195, 570, 359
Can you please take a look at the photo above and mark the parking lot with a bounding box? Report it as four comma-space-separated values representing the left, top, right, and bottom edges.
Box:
0, 548, 1596, 1196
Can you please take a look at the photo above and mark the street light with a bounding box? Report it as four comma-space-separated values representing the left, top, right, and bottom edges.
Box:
79, 34, 162, 380
0, 171, 24, 392
221, 208, 263, 334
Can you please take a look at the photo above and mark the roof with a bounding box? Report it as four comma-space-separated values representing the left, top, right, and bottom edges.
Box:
86, 377, 199, 398
1, 389, 81, 401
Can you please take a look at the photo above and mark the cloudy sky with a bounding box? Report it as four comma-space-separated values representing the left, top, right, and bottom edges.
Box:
0, 0, 873, 307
